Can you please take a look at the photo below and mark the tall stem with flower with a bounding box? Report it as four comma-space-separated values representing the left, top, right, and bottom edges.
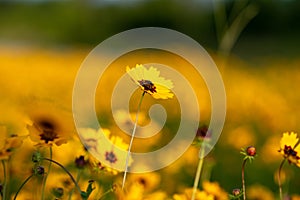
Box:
122, 91, 145, 189
240, 146, 256, 200
191, 125, 211, 200
122, 64, 174, 189
277, 132, 300, 200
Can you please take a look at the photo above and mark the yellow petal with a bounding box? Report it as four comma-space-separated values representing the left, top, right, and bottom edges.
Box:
280, 132, 299, 149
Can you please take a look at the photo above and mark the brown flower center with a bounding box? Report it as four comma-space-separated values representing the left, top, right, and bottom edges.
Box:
105, 151, 117, 164
138, 79, 157, 93
284, 145, 298, 157
38, 120, 58, 144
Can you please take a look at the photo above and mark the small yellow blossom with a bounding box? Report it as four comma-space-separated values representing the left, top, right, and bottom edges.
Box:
0, 126, 25, 160
279, 132, 300, 167
126, 64, 174, 99
79, 128, 132, 175
128, 172, 161, 192
202, 181, 229, 200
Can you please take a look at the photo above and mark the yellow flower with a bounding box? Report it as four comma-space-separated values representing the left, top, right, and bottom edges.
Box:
79, 128, 132, 175
25, 102, 74, 147
173, 188, 214, 200
279, 132, 300, 167
0, 126, 25, 160
202, 181, 229, 200
247, 184, 275, 200
126, 64, 174, 99
128, 172, 161, 192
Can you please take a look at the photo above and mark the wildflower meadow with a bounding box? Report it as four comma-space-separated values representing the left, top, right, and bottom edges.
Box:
1, 0, 300, 200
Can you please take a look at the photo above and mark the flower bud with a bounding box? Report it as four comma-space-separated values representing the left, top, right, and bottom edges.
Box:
34, 165, 45, 175
232, 188, 241, 196
246, 146, 256, 156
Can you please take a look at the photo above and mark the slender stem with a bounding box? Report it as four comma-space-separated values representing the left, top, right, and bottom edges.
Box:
68, 169, 82, 200
191, 147, 205, 200
42, 158, 81, 195
13, 174, 34, 200
242, 159, 247, 200
278, 159, 286, 200
41, 146, 52, 200
122, 91, 145, 189
98, 187, 114, 200
2, 160, 7, 200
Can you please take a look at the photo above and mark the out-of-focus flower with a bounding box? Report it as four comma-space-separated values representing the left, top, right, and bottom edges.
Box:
261, 135, 282, 163
128, 172, 161, 192
46, 173, 74, 197
112, 109, 163, 153
26, 103, 74, 147
202, 181, 229, 200
115, 180, 167, 200
279, 132, 300, 167
173, 188, 214, 200
292, 195, 300, 200
115, 182, 144, 200
79, 128, 132, 175
0, 126, 25, 160
225, 126, 256, 150
247, 184, 275, 200
126, 64, 174, 99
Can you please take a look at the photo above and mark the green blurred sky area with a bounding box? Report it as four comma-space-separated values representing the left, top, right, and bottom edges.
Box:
0, 0, 300, 59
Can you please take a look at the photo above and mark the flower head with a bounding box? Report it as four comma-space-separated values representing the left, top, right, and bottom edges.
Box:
0, 126, 25, 160
279, 132, 300, 167
25, 102, 74, 147
27, 117, 70, 147
126, 64, 174, 99
79, 128, 132, 175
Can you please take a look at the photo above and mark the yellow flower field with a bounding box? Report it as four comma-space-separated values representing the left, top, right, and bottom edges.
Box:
0, 44, 300, 199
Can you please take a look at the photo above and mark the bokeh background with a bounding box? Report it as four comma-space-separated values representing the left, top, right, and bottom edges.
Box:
1, 0, 300, 199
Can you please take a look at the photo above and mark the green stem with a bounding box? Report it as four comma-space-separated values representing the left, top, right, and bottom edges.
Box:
68, 169, 82, 200
98, 187, 114, 200
191, 147, 205, 200
2, 160, 7, 200
42, 158, 82, 195
242, 159, 247, 200
13, 174, 34, 200
41, 146, 52, 200
122, 91, 145, 189
278, 159, 286, 200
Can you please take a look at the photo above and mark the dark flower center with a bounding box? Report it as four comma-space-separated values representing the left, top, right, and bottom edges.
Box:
75, 155, 88, 168
138, 178, 147, 187
284, 145, 298, 157
38, 120, 58, 144
138, 79, 157, 93
105, 151, 117, 164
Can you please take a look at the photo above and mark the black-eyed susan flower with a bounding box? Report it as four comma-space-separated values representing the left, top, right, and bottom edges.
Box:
27, 118, 70, 147
279, 132, 300, 167
24, 101, 74, 147
126, 64, 174, 99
